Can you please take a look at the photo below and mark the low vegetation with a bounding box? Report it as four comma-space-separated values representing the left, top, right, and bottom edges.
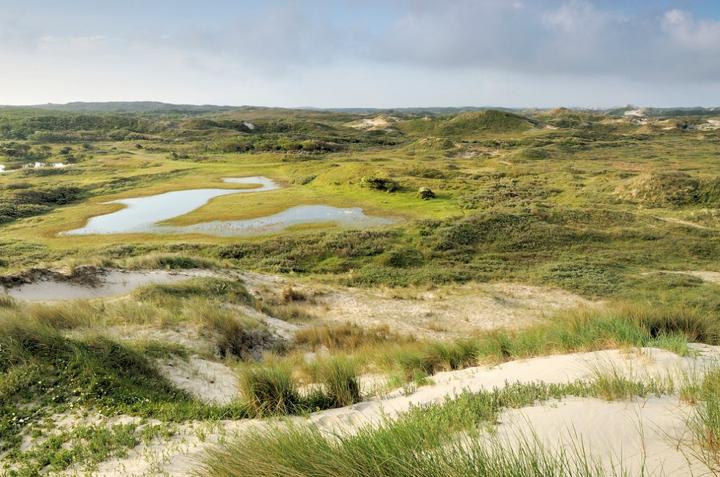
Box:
2, 104, 720, 474
198, 375, 675, 477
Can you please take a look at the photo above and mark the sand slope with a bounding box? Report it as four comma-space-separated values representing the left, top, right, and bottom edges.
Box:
90, 346, 719, 476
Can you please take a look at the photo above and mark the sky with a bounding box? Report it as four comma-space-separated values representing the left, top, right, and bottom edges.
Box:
1, 0, 720, 108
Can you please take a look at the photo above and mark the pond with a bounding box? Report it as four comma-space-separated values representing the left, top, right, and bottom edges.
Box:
63, 176, 394, 236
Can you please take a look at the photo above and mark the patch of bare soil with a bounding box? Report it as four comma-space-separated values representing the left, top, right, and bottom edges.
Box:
310, 282, 594, 339
346, 115, 398, 131
240, 272, 595, 339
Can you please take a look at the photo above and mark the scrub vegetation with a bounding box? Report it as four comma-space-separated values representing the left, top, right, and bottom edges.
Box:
1, 103, 720, 475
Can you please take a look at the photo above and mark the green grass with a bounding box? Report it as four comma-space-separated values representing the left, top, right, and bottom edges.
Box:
5, 422, 174, 476
0, 316, 249, 456
687, 368, 720, 472
1, 106, 719, 304
239, 364, 302, 416
229, 302, 701, 417
198, 376, 674, 477
309, 356, 362, 408
384, 303, 707, 380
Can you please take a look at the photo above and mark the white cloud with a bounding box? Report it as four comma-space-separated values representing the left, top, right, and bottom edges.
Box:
0, 1, 720, 106
662, 9, 720, 50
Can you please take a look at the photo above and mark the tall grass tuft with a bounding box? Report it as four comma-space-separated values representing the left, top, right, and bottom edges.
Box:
295, 322, 411, 351
240, 364, 301, 416
24, 301, 97, 330
311, 356, 362, 407
0, 294, 17, 308
196, 304, 274, 360
688, 368, 720, 471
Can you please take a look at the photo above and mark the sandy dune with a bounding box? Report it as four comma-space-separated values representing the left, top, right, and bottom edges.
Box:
90, 346, 719, 476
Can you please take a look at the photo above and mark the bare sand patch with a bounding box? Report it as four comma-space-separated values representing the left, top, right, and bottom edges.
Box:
495, 397, 703, 476
1, 269, 215, 302
158, 357, 239, 405
239, 272, 594, 339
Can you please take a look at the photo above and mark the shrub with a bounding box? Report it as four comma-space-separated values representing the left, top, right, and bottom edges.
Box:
379, 247, 424, 268
11, 185, 83, 206
281, 286, 307, 303
417, 186, 435, 200
360, 176, 399, 192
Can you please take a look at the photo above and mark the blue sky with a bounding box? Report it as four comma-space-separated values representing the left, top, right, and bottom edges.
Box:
1, 0, 720, 107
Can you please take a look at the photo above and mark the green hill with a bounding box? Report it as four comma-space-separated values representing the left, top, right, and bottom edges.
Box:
437, 110, 536, 136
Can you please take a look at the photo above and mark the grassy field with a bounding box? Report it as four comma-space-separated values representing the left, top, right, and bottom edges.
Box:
1, 107, 719, 296
2, 105, 720, 475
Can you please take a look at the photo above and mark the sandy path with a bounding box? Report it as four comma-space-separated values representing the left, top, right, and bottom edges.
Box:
668, 270, 720, 284
89, 346, 719, 476
658, 216, 714, 231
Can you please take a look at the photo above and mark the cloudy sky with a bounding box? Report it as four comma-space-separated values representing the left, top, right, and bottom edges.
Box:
1, 0, 719, 107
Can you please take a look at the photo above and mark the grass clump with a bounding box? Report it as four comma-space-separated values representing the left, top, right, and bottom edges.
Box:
295, 322, 411, 351
198, 306, 277, 360
134, 277, 254, 307
688, 368, 720, 471
310, 357, 362, 407
395, 340, 479, 378
239, 364, 301, 416
240, 357, 362, 415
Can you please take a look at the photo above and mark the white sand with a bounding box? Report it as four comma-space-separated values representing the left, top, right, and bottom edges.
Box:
495, 396, 704, 476
89, 346, 720, 476
2, 269, 215, 302
159, 357, 239, 405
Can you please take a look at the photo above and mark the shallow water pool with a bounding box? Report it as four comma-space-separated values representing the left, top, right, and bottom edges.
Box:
63, 176, 394, 236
